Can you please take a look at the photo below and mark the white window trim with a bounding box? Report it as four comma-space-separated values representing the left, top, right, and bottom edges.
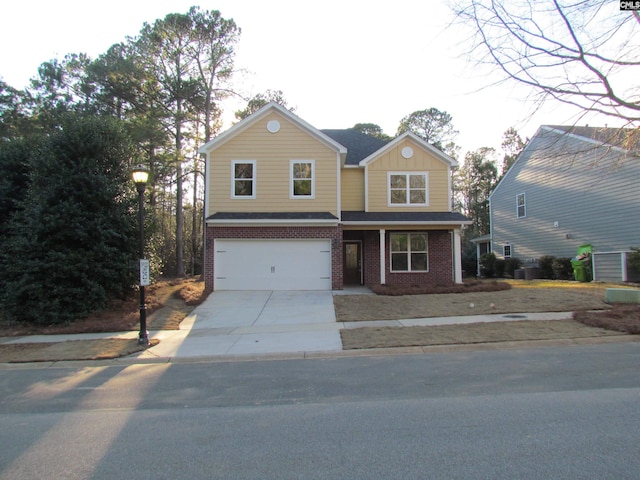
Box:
389, 232, 429, 273
504, 244, 512, 258
387, 172, 429, 207
290, 160, 315, 199
231, 160, 256, 199
516, 193, 526, 218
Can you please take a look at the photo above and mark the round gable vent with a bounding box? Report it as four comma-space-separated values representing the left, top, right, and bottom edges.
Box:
267, 120, 280, 133
401, 146, 414, 159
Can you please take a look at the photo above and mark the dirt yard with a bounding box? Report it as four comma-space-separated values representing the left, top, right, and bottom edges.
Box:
0, 278, 206, 363
1, 279, 638, 361
337, 280, 640, 350
340, 320, 624, 350
333, 280, 611, 322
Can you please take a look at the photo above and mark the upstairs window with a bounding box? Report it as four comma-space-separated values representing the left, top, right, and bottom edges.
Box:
232, 161, 255, 198
389, 172, 428, 206
291, 160, 314, 198
390, 233, 429, 272
517, 193, 526, 218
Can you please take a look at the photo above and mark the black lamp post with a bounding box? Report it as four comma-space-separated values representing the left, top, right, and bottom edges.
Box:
132, 164, 150, 346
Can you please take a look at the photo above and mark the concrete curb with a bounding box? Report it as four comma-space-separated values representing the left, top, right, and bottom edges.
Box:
0, 333, 637, 370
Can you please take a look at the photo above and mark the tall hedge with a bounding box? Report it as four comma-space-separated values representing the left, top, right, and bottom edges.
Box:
0, 115, 138, 324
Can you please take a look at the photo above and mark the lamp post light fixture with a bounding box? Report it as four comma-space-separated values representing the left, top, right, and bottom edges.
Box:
132, 164, 150, 346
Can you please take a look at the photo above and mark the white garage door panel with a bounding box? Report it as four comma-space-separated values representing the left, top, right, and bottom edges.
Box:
215, 240, 332, 290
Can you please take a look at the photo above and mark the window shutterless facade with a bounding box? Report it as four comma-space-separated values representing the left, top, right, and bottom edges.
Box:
503, 244, 512, 258
388, 172, 428, 206
232, 160, 256, 198
517, 193, 526, 218
390, 233, 429, 272
290, 160, 314, 198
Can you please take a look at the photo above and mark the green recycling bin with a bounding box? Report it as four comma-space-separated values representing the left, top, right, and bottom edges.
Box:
572, 263, 587, 282
571, 244, 592, 282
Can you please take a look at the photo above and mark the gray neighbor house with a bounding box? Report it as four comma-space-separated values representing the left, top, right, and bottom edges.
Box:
484, 125, 640, 282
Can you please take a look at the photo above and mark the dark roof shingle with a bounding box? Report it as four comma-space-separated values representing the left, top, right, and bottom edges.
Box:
321, 129, 390, 165
341, 211, 471, 224
207, 212, 338, 221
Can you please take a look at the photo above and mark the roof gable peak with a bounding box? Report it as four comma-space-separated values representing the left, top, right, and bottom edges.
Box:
359, 131, 458, 168
541, 125, 639, 153
198, 102, 346, 155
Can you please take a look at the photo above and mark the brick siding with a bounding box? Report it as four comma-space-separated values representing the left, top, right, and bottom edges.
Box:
362, 230, 454, 287
205, 226, 454, 291
386, 230, 454, 287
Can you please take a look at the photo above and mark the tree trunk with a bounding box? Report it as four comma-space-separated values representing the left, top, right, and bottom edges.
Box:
175, 100, 184, 277
191, 157, 198, 275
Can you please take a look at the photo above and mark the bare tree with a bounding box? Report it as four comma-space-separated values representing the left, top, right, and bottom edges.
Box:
450, 0, 640, 125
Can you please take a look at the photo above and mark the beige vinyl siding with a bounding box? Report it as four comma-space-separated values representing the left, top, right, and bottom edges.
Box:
366, 140, 450, 212
208, 112, 339, 216
341, 168, 365, 211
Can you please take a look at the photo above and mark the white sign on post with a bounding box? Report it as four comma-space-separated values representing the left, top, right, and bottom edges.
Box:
139, 259, 150, 286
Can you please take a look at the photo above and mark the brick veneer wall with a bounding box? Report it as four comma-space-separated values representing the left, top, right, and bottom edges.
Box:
204, 224, 343, 291
363, 230, 381, 286
362, 230, 454, 287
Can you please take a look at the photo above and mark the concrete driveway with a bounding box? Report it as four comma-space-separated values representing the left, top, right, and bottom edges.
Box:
141, 291, 342, 360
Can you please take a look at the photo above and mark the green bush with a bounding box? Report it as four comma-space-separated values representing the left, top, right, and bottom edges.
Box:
538, 255, 556, 279
504, 257, 522, 277
552, 257, 573, 280
461, 242, 478, 278
480, 252, 497, 278
494, 259, 506, 278
0, 115, 138, 325
629, 247, 640, 274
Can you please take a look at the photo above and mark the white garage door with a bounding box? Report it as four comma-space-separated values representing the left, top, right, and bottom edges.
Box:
214, 239, 332, 290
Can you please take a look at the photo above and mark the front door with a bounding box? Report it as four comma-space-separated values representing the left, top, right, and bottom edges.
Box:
343, 242, 362, 285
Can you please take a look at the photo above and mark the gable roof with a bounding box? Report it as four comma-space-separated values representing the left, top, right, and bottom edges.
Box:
359, 131, 459, 168
490, 124, 640, 201
546, 125, 640, 153
199, 103, 461, 169
198, 102, 347, 157
321, 129, 390, 165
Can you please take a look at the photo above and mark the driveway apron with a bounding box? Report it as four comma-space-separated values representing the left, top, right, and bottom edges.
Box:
145, 291, 342, 360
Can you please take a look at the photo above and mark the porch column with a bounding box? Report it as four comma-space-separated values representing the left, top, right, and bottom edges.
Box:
379, 229, 386, 285
453, 229, 463, 284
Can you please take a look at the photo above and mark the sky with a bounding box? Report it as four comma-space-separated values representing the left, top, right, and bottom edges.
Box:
0, 0, 609, 161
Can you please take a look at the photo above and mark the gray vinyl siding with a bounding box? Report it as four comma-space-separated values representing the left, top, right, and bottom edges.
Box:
593, 252, 640, 282
489, 127, 640, 263
593, 253, 626, 282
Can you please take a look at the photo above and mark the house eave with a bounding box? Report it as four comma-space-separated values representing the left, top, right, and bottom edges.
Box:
206, 218, 339, 227
341, 220, 472, 227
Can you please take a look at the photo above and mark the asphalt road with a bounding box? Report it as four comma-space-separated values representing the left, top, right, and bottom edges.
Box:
1, 342, 639, 479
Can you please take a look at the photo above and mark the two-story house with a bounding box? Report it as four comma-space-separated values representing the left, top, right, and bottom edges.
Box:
488, 125, 640, 281
198, 102, 470, 291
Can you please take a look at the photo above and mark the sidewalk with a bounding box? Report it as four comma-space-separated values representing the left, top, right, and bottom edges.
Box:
0, 308, 582, 364
138, 310, 584, 361
2, 288, 636, 365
